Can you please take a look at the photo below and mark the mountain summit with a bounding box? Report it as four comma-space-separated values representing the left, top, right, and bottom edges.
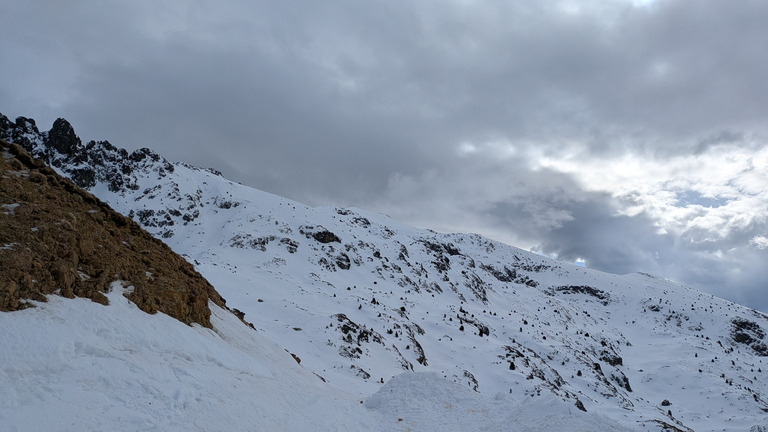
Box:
1, 113, 767, 431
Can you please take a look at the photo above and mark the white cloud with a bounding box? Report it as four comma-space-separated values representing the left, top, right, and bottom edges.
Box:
751, 235, 768, 250
535, 141, 768, 244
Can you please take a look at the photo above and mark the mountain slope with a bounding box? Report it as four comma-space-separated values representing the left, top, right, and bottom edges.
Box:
1, 288, 640, 432
0, 127, 631, 431
0, 135, 365, 430
2, 113, 768, 431
0, 289, 372, 431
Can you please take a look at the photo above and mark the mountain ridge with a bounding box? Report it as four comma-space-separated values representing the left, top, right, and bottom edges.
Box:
0, 137, 225, 326
2, 112, 767, 431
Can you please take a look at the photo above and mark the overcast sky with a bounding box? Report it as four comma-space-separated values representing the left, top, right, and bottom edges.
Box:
2, 0, 767, 312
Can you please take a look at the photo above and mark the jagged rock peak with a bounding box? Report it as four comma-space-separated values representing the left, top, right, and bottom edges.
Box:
0, 115, 12, 141
48, 117, 81, 155
0, 112, 222, 194
0, 114, 41, 150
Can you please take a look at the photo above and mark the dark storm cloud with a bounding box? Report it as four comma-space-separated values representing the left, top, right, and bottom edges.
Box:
537, 198, 768, 313
6, 1, 768, 166
533, 200, 669, 274
2, 0, 767, 311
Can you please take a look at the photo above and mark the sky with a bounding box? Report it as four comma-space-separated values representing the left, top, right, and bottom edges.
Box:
1, 0, 766, 312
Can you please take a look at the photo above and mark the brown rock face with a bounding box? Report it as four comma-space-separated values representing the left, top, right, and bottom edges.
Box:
0, 139, 225, 327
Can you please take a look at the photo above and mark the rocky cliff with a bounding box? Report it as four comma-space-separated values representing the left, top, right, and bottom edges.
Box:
0, 138, 225, 327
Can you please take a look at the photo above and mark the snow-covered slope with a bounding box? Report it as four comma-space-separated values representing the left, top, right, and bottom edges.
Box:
3, 114, 768, 431
1, 134, 630, 432
0, 287, 365, 431
0, 288, 637, 432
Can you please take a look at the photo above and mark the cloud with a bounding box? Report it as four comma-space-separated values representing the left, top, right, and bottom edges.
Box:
752, 236, 768, 250
2, 0, 767, 311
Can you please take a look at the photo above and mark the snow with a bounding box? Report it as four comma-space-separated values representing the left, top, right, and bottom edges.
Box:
4, 132, 768, 430
0, 284, 367, 431
2, 203, 20, 215
0, 285, 630, 431
365, 372, 635, 432
73, 155, 768, 430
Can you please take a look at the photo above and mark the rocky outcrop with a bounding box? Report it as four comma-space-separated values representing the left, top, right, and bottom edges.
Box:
0, 112, 174, 192
48, 118, 81, 155
0, 113, 215, 235
0, 116, 42, 154
0, 138, 225, 328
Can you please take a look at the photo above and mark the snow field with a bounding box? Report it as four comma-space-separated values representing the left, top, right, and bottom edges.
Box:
0, 284, 639, 431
